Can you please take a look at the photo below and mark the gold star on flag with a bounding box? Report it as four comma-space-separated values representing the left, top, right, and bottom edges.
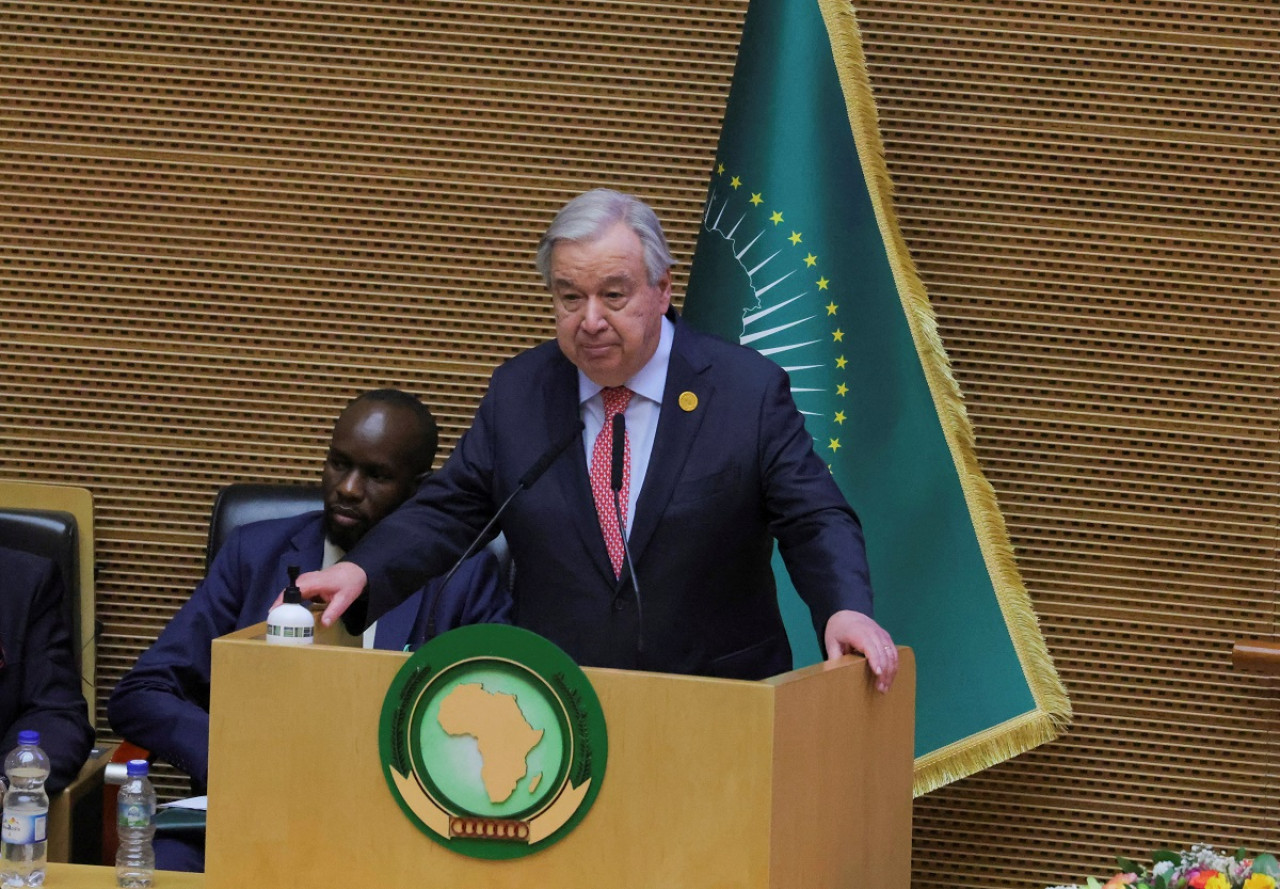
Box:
825, 301, 837, 315
717, 163, 725, 175
731, 176, 742, 189
817, 276, 830, 290
805, 253, 818, 267
836, 355, 848, 369
836, 382, 849, 396
750, 192, 763, 206
788, 231, 802, 245
832, 328, 844, 342
828, 438, 841, 453
770, 210, 783, 225
834, 410, 846, 425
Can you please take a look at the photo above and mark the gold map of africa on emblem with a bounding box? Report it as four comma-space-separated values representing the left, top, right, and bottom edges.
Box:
679, 391, 698, 412
380, 624, 607, 860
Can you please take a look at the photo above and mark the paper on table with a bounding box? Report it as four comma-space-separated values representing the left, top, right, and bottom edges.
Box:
159, 796, 207, 811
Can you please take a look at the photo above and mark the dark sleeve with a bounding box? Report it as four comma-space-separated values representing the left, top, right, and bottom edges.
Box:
399, 549, 512, 647
758, 365, 874, 637
106, 528, 254, 789
447, 549, 513, 629
1, 559, 94, 795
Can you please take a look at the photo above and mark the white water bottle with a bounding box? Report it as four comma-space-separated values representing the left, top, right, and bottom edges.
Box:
115, 759, 156, 888
1, 730, 50, 888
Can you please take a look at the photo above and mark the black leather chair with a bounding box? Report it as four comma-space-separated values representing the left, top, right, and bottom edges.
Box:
0, 509, 83, 677
205, 482, 514, 589
205, 483, 323, 569
0, 503, 106, 865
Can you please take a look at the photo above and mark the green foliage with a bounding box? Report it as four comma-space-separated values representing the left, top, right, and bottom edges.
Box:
1253, 855, 1280, 879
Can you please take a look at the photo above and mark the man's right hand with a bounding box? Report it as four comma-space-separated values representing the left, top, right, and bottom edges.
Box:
294, 562, 368, 627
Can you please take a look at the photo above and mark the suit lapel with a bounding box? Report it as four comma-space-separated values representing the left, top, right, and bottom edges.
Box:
629, 324, 711, 565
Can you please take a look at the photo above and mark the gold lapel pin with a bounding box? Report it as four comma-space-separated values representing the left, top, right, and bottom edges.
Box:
678, 391, 698, 412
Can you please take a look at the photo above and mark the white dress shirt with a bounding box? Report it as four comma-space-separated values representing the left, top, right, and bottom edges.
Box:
577, 315, 675, 533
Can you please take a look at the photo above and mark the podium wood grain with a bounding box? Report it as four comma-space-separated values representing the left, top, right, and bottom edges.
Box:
42, 863, 204, 888
207, 624, 913, 888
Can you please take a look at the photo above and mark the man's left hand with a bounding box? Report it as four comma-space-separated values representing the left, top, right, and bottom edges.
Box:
824, 610, 898, 693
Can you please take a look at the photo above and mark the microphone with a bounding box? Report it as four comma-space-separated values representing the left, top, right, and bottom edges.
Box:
421, 421, 584, 643
610, 412, 643, 653
522, 424, 583, 489
611, 412, 625, 493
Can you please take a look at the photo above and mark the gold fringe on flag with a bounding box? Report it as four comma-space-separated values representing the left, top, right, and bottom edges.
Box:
817, 0, 1073, 797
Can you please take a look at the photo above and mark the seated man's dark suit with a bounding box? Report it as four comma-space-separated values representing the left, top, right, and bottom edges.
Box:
0, 546, 95, 794
348, 315, 873, 680
107, 511, 507, 793
107, 511, 506, 872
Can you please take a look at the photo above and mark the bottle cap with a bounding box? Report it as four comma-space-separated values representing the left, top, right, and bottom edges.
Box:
17, 730, 40, 746
284, 565, 302, 605
126, 759, 149, 777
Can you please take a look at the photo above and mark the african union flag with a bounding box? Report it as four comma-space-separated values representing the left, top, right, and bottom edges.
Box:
681, 0, 1071, 795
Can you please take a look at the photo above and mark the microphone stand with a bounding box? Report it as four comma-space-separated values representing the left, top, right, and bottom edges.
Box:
611, 411, 644, 653
422, 421, 584, 642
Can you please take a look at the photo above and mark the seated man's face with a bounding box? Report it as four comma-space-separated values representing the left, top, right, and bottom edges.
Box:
321, 402, 428, 551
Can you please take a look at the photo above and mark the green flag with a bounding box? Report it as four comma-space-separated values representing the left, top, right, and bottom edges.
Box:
682, 0, 1070, 795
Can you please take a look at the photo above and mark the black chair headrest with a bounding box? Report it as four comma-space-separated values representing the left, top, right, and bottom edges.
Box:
0, 509, 82, 669
206, 483, 324, 570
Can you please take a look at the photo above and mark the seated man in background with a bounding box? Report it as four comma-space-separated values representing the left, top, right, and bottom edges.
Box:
0, 546, 95, 794
108, 388, 508, 871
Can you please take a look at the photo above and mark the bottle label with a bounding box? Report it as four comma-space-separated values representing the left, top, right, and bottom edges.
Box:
266, 624, 314, 644
1, 812, 47, 844
118, 801, 152, 829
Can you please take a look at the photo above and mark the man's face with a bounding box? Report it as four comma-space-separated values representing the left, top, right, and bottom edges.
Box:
550, 222, 671, 388
321, 402, 427, 551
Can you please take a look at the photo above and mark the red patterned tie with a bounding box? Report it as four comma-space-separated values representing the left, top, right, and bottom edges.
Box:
590, 386, 633, 578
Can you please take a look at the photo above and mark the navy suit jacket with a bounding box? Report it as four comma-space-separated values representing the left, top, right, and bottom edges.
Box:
107, 512, 507, 792
350, 318, 873, 680
0, 546, 95, 794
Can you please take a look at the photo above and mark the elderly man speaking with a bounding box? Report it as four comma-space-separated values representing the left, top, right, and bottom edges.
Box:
299, 188, 897, 691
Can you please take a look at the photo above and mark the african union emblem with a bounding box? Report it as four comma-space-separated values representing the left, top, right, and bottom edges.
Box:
378, 624, 607, 860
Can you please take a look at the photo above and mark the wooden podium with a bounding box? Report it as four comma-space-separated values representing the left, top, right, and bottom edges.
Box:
206, 624, 914, 888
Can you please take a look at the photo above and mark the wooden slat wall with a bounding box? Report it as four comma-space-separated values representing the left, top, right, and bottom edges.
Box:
1, 1, 1276, 886
0, 0, 744, 808
852, 2, 1280, 886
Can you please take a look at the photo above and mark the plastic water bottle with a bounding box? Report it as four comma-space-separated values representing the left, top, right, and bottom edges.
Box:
1, 730, 50, 888
115, 759, 156, 888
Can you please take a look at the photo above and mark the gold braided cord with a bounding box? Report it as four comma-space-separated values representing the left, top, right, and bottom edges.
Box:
816, 0, 1073, 797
